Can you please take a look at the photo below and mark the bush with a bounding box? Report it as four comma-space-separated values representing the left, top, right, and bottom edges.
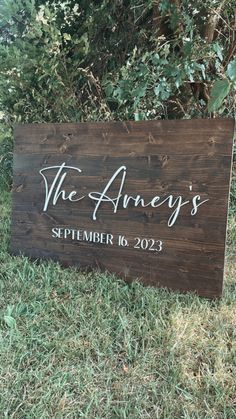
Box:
0, 0, 235, 123
0, 122, 12, 190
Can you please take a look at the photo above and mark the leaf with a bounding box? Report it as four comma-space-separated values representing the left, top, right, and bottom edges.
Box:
154, 85, 160, 96
207, 79, 231, 112
133, 84, 147, 99
63, 33, 71, 41
213, 43, 223, 62
104, 82, 114, 97
134, 112, 140, 121
4, 315, 16, 328
227, 58, 236, 82
134, 111, 146, 121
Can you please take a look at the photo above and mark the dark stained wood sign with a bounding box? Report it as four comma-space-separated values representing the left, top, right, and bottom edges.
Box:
11, 119, 234, 297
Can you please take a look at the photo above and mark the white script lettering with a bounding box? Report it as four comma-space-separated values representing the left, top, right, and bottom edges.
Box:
40, 162, 209, 227
40, 162, 85, 211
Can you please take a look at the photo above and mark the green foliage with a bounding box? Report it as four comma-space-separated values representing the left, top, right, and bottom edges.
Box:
0, 123, 12, 190
0, 0, 235, 124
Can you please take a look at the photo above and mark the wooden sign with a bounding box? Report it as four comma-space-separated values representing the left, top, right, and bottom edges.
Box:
11, 119, 234, 297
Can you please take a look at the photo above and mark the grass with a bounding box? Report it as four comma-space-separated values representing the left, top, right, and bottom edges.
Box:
0, 188, 236, 418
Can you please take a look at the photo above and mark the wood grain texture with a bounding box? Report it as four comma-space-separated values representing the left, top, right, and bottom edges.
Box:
11, 119, 235, 297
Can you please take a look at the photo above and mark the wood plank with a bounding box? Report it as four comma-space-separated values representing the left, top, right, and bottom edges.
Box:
11, 118, 235, 297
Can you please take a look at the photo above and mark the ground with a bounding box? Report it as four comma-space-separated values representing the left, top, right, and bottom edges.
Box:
0, 189, 235, 418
